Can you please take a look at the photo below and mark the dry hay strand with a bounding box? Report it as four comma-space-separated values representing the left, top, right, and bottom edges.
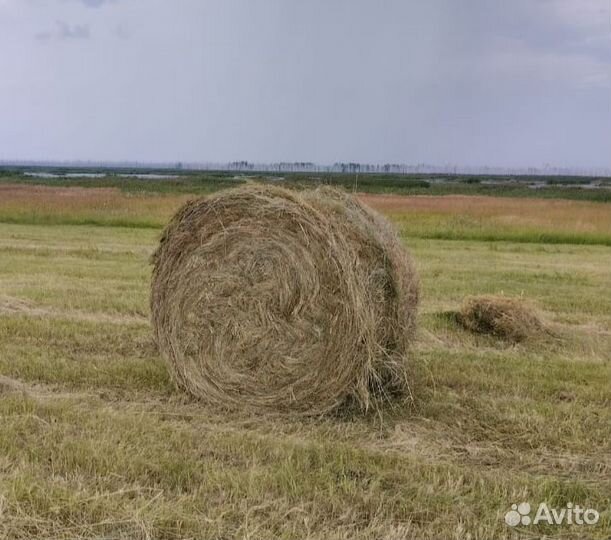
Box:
151, 184, 419, 415
457, 295, 547, 342
0, 375, 27, 395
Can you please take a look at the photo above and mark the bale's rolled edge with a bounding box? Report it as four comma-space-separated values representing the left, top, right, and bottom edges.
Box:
151, 184, 420, 415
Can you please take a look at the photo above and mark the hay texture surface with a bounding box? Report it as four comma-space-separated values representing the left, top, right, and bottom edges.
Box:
0, 375, 27, 396
458, 295, 546, 342
151, 185, 419, 415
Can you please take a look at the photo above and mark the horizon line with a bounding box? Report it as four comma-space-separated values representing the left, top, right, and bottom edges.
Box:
1, 159, 610, 177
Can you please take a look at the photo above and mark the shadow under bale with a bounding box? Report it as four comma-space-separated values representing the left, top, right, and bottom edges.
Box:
151, 184, 419, 416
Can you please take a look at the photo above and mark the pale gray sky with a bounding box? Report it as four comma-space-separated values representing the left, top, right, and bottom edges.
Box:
1, 0, 610, 168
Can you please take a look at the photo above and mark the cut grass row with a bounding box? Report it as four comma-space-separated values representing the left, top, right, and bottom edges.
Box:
1, 222, 610, 538
1, 388, 609, 539
3, 215, 611, 246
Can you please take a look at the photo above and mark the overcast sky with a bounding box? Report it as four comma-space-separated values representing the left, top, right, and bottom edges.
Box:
1, 0, 610, 168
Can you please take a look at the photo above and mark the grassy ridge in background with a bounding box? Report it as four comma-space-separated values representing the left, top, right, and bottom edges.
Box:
2, 182, 611, 247
1, 168, 611, 200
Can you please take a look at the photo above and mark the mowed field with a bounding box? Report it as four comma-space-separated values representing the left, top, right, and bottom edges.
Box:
1, 184, 610, 539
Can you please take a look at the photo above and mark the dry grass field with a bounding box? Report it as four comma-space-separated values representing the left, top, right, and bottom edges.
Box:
361, 193, 611, 245
1, 184, 610, 539
2, 184, 611, 245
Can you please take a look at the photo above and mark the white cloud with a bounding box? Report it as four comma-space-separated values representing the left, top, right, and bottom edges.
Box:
441, 2, 611, 90
546, 0, 610, 29
494, 44, 611, 89
70, 0, 118, 7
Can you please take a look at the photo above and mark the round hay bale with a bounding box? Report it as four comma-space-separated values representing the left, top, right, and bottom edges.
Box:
151, 184, 419, 415
457, 295, 546, 342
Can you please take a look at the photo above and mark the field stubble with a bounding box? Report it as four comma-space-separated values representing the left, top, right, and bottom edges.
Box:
0, 185, 610, 538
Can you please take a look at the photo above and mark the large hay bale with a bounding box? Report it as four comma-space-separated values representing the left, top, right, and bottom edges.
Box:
457, 295, 546, 342
151, 185, 419, 415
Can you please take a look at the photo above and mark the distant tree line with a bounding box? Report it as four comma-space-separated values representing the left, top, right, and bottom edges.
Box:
0, 159, 609, 177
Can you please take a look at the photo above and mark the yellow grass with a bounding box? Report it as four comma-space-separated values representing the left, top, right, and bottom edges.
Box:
2, 185, 610, 245
0, 187, 611, 537
360, 193, 611, 244
0, 184, 189, 227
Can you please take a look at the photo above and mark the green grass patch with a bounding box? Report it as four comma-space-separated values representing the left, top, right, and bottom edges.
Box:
1, 207, 611, 538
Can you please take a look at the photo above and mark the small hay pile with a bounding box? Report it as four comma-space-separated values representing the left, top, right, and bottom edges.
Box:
457, 295, 546, 342
151, 184, 419, 415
